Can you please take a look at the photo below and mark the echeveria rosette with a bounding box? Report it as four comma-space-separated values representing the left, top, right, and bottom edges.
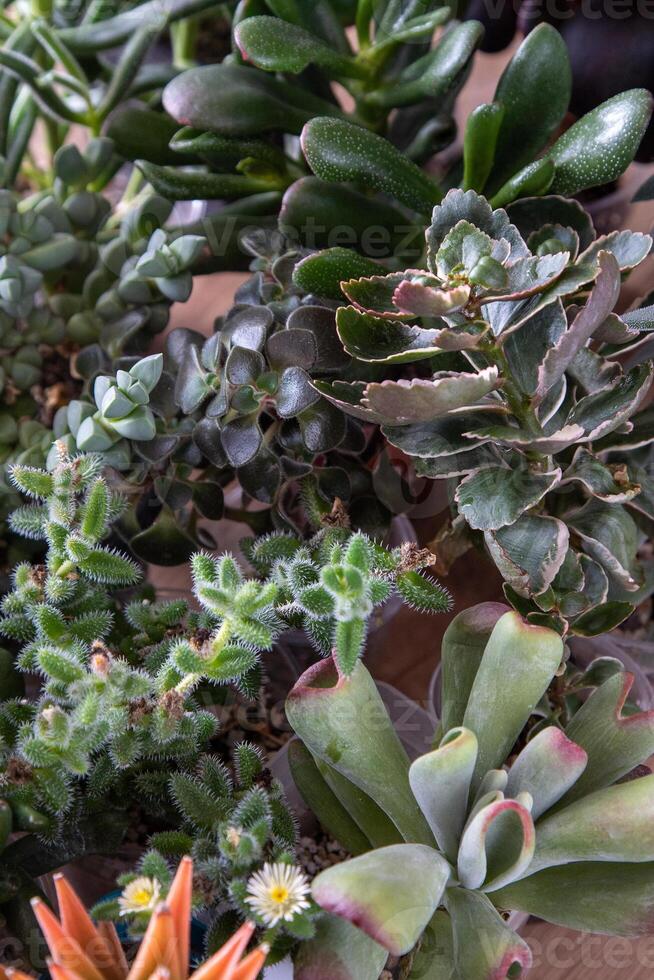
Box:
287, 603, 654, 978
308, 189, 654, 637
48, 353, 163, 471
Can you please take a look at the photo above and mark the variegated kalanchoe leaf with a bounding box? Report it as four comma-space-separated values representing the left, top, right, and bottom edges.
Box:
305, 189, 654, 635
287, 603, 654, 979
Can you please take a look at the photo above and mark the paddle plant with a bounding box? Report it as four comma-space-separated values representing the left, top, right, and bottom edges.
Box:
287, 602, 654, 978
300, 186, 654, 637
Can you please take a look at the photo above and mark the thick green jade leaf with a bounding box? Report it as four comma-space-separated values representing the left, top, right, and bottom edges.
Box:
135, 161, 286, 201
107, 108, 194, 165
489, 157, 555, 210
447, 889, 533, 979
561, 449, 641, 504
301, 117, 442, 216
235, 17, 365, 77
279, 177, 422, 259
485, 514, 569, 597
163, 64, 342, 137
571, 601, 634, 637
462, 102, 505, 193
170, 128, 285, 169
455, 466, 561, 532
286, 658, 433, 844
59, 0, 214, 51
440, 603, 510, 734
409, 728, 478, 862
530, 775, 654, 875
487, 25, 571, 194
561, 672, 654, 802
315, 755, 403, 849
294, 913, 388, 980
265, 0, 350, 51
463, 612, 563, 790
362, 369, 501, 425
288, 740, 371, 856
533, 251, 621, 401
312, 844, 450, 956
293, 249, 383, 301
336, 306, 481, 364
427, 189, 530, 270
549, 89, 654, 196
493, 862, 654, 937
457, 797, 535, 892
365, 22, 484, 110
505, 727, 588, 820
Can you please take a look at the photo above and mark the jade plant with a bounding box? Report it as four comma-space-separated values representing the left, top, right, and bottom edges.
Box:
287, 603, 654, 978
301, 188, 654, 636
139, 23, 652, 268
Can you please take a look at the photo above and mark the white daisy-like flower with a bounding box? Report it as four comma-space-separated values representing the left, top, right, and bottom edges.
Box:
117, 876, 161, 916
245, 862, 311, 927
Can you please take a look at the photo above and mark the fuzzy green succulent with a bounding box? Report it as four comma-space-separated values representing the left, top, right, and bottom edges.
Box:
99, 744, 306, 962
287, 603, 654, 979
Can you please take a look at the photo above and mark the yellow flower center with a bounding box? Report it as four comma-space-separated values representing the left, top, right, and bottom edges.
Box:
269, 885, 289, 905
132, 888, 154, 907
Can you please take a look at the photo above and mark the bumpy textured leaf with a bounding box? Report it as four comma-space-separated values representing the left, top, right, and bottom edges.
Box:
301, 117, 442, 216
235, 17, 364, 77
534, 251, 621, 401
549, 89, 654, 195
488, 25, 571, 193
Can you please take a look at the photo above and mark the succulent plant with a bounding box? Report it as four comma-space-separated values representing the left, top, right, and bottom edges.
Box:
133, 24, 652, 270
20, 856, 268, 980
286, 603, 654, 979
49, 353, 164, 470
103, 746, 309, 962
298, 188, 654, 636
